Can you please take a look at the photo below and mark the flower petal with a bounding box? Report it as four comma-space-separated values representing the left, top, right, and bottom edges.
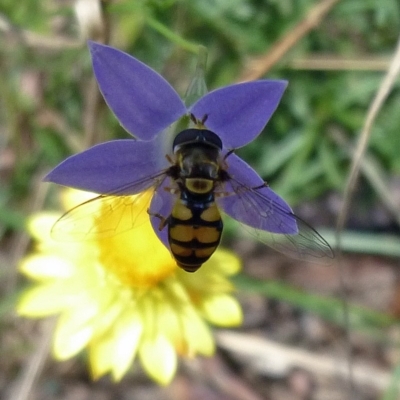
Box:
53, 309, 97, 359
19, 255, 76, 281
190, 80, 287, 149
139, 334, 177, 385
89, 337, 114, 379
89, 41, 186, 140
217, 153, 298, 233
17, 283, 86, 317
17, 285, 59, 316
28, 213, 59, 241
44, 138, 167, 195
89, 308, 141, 380
200, 294, 243, 327
204, 248, 241, 275
177, 264, 233, 297
53, 324, 94, 360
180, 310, 215, 356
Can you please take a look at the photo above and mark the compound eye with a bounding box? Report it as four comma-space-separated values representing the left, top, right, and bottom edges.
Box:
185, 178, 213, 194
173, 129, 222, 151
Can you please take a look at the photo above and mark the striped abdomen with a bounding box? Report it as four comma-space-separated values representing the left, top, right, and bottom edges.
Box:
168, 195, 223, 272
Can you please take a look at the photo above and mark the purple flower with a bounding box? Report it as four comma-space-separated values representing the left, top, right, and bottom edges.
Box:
45, 42, 332, 262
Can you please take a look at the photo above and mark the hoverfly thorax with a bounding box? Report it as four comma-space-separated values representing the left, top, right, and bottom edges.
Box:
173, 128, 223, 196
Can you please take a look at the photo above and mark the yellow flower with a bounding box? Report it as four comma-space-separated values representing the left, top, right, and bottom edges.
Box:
17, 189, 242, 385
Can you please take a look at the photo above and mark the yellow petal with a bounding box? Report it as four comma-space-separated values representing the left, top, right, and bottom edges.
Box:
27, 213, 59, 241
61, 188, 98, 210
177, 268, 234, 301
205, 248, 241, 275
200, 294, 243, 327
17, 283, 85, 317
89, 307, 143, 381
154, 301, 198, 356
27, 210, 97, 259
110, 309, 143, 381
17, 262, 102, 315
89, 336, 114, 379
153, 301, 180, 343
139, 334, 177, 385
53, 302, 102, 359
90, 301, 125, 338
180, 310, 215, 356
88, 310, 127, 379
19, 255, 76, 281
53, 314, 94, 359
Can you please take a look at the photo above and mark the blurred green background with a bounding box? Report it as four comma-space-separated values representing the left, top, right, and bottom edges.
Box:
1, 0, 400, 399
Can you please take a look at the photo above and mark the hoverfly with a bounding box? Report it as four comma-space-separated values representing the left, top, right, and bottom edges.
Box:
49, 115, 334, 272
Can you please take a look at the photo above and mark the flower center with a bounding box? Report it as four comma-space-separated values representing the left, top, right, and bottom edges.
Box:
96, 191, 177, 288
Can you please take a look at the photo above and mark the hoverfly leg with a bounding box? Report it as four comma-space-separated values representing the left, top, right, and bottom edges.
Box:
165, 154, 175, 165
219, 149, 236, 171
223, 149, 236, 161
147, 185, 177, 231
148, 185, 178, 231
147, 209, 169, 231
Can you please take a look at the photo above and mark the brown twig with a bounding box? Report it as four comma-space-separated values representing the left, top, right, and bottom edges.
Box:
8, 319, 56, 400
83, 76, 106, 147
330, 129, 400, 227
238, 0, 342, 81
289, 55, 391, 71
79, 0, 111, 148
336, 36, 400, 233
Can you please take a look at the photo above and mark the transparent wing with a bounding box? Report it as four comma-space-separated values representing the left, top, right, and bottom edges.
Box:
52, 170, 169, 241
219, 185, 334, 263
217, 155, 334, 264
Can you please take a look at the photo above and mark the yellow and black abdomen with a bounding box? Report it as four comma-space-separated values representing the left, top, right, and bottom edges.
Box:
168, 194, 223, 272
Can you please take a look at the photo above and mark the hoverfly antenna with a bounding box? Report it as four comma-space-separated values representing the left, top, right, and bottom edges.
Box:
189, 113, 209, 128
189, 113, 197, 124
173, 128, 223, 151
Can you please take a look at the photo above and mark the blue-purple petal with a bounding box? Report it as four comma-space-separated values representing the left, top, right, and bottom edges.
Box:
89, 41, 186, 140
190, 81, 287, 149
217, 153, 297, 234
44, 139, 168, 195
